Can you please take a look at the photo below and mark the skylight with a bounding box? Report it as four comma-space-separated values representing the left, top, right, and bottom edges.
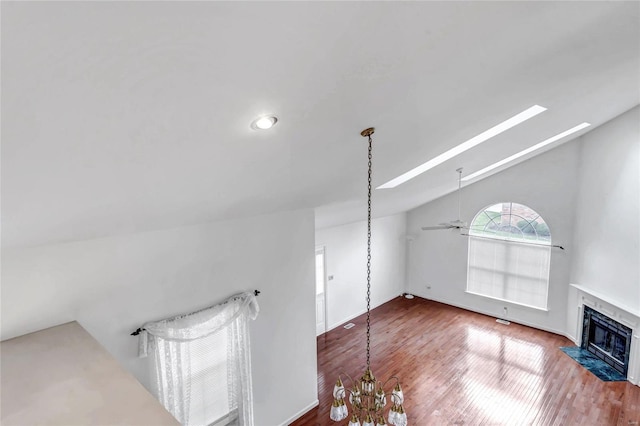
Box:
377, 105, 547, 189
461, 122, 591, 182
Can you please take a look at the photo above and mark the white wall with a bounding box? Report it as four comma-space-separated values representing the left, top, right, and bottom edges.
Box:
406, 141, 580, 335
316, 213, 407, 330
570, 106, 640, 312
1, 209, 318, 426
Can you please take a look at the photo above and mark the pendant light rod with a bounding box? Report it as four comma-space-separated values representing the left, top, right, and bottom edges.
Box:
329, 127, 408, 426
456, 167, 463, 223
362, 127, 374, 369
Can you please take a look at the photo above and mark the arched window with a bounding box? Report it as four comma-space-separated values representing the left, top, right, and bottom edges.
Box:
466, 202, 551, 310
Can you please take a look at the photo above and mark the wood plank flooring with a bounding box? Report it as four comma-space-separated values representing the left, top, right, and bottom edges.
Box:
291, 296, 640, 425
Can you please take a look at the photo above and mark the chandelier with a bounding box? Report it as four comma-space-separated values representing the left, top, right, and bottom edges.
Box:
329, 128, 408, 426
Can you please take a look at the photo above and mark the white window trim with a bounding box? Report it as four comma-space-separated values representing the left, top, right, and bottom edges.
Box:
210, 409, 239, 426
466, 203, 551, 311
464, 290, 550, 312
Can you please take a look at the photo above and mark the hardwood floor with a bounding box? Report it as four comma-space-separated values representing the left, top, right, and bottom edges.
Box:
291, 296, 640, 426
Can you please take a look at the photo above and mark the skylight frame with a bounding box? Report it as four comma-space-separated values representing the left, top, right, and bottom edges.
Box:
377, 105, 547, 189
461, 122, 591, 182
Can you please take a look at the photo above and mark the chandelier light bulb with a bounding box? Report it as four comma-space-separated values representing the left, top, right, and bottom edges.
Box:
349, 414, 362, 426
330, 398, 348, 421
394, 406, 407, 426
349, 386, 361, 405
363, 414, 375, 426
388, 405, 399, 425
376, 417, 388, 426
333, 378, 345, 398
391, 384, 404, 404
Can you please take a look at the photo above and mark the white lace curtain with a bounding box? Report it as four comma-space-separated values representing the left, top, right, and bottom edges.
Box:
138, 291, 259, 426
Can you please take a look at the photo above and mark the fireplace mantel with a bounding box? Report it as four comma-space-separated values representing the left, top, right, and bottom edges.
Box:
570, 283, 640, 386
571, 284, 640, 319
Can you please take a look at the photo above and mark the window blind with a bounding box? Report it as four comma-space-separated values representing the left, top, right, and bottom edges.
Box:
188, 328, 233, 426
467, 236, 550, 310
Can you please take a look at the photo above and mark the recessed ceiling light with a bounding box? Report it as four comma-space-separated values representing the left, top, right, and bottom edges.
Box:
377, 105, 547, 189
251, 116, 278, 130
461, 122, 591, 182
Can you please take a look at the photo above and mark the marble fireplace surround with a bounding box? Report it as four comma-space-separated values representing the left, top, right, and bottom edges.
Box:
570, 284, 640, 385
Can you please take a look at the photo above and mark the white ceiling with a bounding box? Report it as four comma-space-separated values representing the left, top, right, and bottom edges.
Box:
2, 1, 639, 248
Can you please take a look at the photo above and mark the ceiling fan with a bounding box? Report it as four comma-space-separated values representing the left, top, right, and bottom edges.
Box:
421, 168, 469, 231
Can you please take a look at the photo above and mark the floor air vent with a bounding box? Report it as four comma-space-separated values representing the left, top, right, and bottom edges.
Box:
344, 323, 355, 329
496, 319, 511, 325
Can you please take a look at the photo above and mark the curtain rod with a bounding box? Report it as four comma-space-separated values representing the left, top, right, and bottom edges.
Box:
460, 233, 565, 250
130, 289, 261, 336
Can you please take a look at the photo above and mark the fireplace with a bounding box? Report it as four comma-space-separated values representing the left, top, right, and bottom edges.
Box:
581, 305, 632, 377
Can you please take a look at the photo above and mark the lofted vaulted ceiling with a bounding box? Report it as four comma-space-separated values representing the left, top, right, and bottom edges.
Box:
2, 1, 639, 248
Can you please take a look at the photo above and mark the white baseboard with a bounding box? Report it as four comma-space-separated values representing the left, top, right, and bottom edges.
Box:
325, 294, 401, 333
326, 309, 367, 333
412, 292, 567, 337
280, 399, 319, 426
563, 332, 578, 345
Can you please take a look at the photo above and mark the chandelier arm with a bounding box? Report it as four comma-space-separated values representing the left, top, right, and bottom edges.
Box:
342, 388, 355, 400
378, 391, 400, 401
337, 372, 358, 390
379, 375, 402, 389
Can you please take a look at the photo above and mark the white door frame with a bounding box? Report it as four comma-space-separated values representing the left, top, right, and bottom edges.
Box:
315, 246, 328, 336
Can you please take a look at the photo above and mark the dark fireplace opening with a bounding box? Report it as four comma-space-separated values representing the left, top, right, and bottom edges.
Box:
582, 305, 632, 377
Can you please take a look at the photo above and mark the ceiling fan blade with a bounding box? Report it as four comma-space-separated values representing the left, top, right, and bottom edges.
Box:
449, 220, 468, 229
421, 225, 452, 231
